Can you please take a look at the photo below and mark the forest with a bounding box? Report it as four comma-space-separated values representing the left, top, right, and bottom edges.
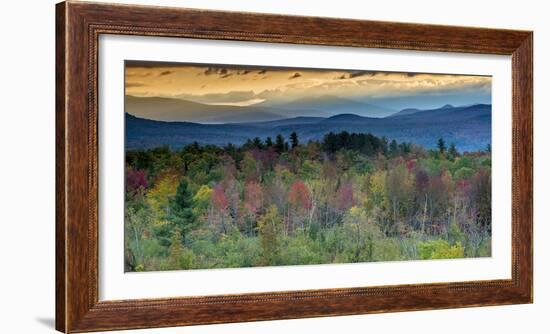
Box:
124, 131, 492, 272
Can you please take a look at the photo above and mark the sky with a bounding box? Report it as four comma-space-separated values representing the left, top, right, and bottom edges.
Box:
125, 60, 491, 118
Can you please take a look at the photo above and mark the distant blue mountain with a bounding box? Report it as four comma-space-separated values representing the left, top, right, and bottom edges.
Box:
391, 108, 421, 117
266, 95, 397, 118
321, 113, 375, 123
244, 116, 325, 127
126, 104, 491, 152
389, 104, 456, 117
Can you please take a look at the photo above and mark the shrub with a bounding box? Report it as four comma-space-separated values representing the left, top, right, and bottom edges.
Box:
418, 239, 464, 260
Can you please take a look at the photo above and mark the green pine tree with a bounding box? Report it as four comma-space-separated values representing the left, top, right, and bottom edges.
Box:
290, 131, 299, 148
437, 138, 447, 154
168, 179, 197, 242
448, 143, 458, 160
275, 134, 285, 153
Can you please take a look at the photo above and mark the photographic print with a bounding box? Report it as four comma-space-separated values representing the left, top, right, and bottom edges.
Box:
124, 61, 492, 272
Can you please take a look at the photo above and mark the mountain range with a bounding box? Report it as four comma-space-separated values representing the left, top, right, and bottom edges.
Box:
126, 103, 491, 152
126, 95, 398, 123
258, 95, 397, 118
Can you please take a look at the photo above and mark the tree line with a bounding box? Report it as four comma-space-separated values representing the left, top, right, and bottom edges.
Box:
125, 131, 491, 271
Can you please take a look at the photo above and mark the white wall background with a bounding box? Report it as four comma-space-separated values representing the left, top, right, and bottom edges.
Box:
0, 0, 546, 333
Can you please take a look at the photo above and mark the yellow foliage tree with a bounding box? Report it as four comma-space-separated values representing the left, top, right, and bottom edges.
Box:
193, 185, 212, 217
147, 173, 179, 219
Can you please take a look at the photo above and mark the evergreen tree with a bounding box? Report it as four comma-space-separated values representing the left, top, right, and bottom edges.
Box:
252, 137, 263, 149
275, 134, 285, 153
265, 136, 273, 147
389, 139, 399, 156
399, 142, 411, 154
448, 143, 458, 159
168, 179, 197, 241
381, 136, 389, 155
322, 132, 338, 153
242, 138, 254, 150
437, 138, 447, 154
290, 131, 299, 148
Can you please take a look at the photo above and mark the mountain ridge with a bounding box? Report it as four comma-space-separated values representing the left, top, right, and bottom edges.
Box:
126, 94, 399, 122
126, 103, 491, 152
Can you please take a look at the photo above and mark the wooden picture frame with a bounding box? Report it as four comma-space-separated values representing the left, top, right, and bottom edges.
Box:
56, 1, 533, 332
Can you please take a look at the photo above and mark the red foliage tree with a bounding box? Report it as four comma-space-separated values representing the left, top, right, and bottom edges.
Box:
415, 169, 429, 194
244, 182, 263, 214
211, 184, 228, 211
406, 159, 417, 173
250, 148, 278, 171
336, 182, 355, 211
456, 179, 472, 196
126, 169, 148, 194
288, 180, 312, 210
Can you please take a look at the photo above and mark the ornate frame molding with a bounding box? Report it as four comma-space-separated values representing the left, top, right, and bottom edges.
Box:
56, 1, 532, 332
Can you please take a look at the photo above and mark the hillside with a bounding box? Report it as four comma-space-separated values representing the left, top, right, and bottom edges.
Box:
126, 104, 491, 152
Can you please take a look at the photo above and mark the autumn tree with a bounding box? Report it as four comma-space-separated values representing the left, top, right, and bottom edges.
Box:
288, 180, 312, 231
243, 181, 263, 235
414, 169, 430, 232
124, 191, 152, 270
239, 152, 260, 182
426, 170, 453, 233
126, 168, 148, 195
257, 205, 283, 265
192, 185, 212, 218
288, 180, 312, 210
166, 229, 195, 269
210, 184, 232, 234
147, 173, 179, 217
336, 182, 355, 211
472, 169, 491, 233
341, 206, 382, 262
385, 164, 414, 233
244, 182, 263, 214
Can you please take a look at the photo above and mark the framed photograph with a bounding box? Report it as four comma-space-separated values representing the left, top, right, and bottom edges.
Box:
56, 1, 532, 332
